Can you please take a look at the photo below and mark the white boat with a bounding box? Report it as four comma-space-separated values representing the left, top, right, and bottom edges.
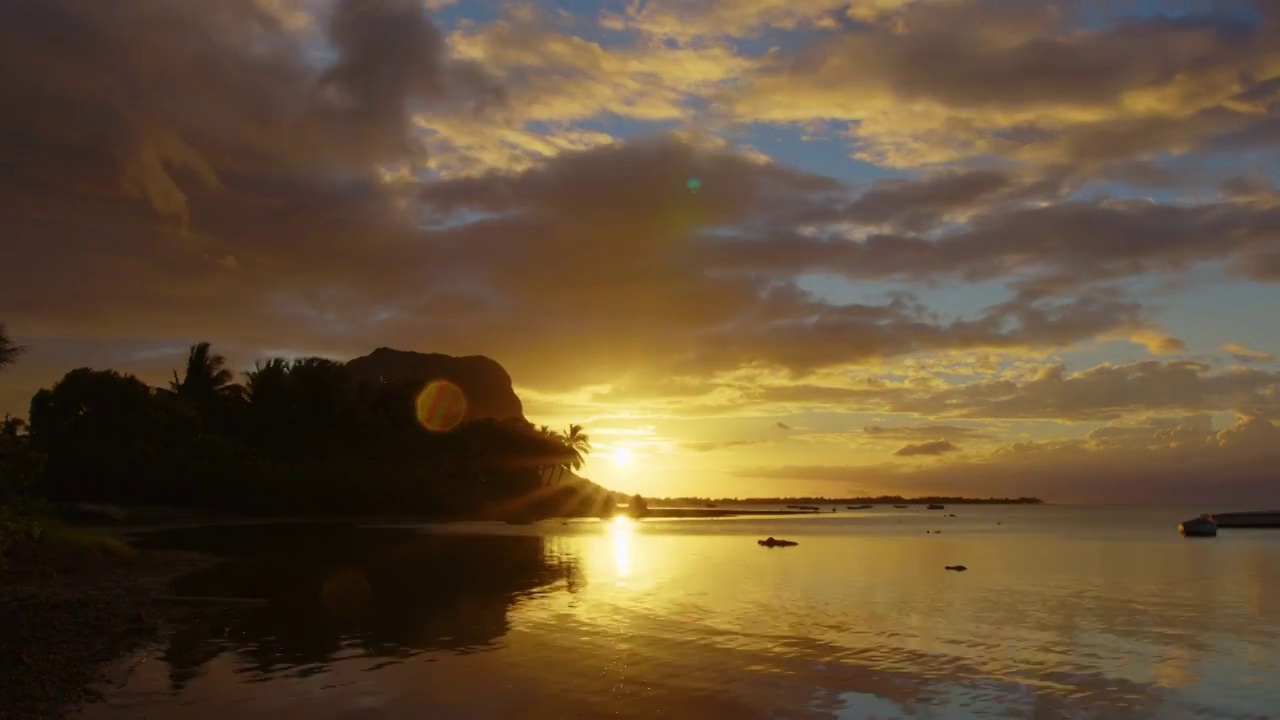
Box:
1179, 517, 1217, 537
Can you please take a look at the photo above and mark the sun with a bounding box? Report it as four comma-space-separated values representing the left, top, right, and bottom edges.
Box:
612, 447, 634, 467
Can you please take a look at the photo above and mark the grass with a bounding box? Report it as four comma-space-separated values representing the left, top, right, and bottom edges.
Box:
37, 523, 136, 563
2, 505, 135, 571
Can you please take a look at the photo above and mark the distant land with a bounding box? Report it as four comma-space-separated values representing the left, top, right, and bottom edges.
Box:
639, 496, 1044, 506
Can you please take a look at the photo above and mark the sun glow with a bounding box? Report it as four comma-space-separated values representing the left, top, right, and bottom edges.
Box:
612, 447, 634, 466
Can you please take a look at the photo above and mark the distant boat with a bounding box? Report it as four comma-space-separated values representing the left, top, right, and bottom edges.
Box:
846, 504, 873, 509
1179, 517, 1218, 537
787, 504, 821, 511
926, 504, 945, 510
893, 504, 908, 509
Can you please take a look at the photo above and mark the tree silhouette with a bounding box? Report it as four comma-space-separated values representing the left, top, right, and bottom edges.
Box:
629, 494, 648, 518
0, 323, 23, 373
244, 358, 291, 405
552, 424, 591, 483
1, 415, 25, 437
16, 343, 617, 518
171, 343, 244, 426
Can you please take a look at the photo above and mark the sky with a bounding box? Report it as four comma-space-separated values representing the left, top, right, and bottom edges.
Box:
3, 0, 1280, 503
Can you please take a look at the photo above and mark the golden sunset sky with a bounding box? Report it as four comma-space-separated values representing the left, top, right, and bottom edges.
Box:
3, 0, 1280, 503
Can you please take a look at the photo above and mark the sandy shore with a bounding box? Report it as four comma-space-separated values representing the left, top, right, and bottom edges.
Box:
0, 549, 216, 719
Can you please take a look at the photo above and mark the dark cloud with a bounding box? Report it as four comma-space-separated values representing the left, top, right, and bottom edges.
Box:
728, 0, 1280, 168
755, 360, 1280, 422
864, 425, 987, 442
704, 198, 1280, 292
683, 440, 762, 452
893, 440, 959, 457
0, 0, 497, 220
1222, 343, 1277, 364
841, 168, 1066, 231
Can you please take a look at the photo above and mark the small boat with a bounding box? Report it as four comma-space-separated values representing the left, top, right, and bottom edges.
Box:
1179, 517, 1217, 537
787, 504, 821, 511
926, 504, 945, 510
893, 504, 908, 509
845, 504, 873, 509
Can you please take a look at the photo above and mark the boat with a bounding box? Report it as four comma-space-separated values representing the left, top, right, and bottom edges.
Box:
846, 504, 873, 509
787, 504, 821, 511
1205, 510, 1280, 528
893, 504, 908, 509
1179, 516, 1218, 537
926, 504, 945, 510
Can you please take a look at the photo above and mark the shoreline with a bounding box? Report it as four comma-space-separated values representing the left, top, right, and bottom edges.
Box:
0, 548, 218, 719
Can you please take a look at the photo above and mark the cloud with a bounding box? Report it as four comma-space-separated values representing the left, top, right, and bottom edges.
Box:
1221, 343, 1277, 364
604, 0, 914, 40
702, 197, 1280, 293
725, 0, 1280, 168
738, 413, 1280, 504
1124, 329, 1188, 356
893, 440, 960, 457
841, 168, 1064, 231
755, 360, 1280, 421
684, 440, 762, 452
0, 0, 500, 225
419, 7, 750, 175
864, 425, 987, 441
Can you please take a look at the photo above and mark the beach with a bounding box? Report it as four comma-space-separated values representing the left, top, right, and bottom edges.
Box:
0, 548, 216, 719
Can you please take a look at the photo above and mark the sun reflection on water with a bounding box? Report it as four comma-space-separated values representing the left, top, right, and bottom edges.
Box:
610, 515, 633, 580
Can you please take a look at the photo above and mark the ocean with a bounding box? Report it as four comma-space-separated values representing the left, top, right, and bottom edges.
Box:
74, 505, 1280, 719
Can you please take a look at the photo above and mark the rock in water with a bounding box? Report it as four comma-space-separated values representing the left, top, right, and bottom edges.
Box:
944, 565, 968, 571
758, 537, 799, 548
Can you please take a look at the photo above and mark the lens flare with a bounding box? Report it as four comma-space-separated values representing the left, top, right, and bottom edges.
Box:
686, 177, 702, 193
415, 380, 467, 432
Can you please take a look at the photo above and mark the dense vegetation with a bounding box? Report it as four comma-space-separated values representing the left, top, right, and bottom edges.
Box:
1, 335, 616, 521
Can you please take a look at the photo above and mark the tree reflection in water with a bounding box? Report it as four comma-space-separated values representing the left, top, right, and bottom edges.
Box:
137, 525, 581, 688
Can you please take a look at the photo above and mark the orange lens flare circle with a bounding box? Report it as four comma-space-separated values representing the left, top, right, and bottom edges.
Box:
416, 380, 467, 432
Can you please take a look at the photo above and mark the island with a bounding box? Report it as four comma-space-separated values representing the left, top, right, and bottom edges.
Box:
1206, 511, 1280, 528
643, 495, 1044, 507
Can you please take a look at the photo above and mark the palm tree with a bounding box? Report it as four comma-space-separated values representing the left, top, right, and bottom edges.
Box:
171, 343, 244, 423
0, 323, 24, 373
552, 424, 591, 484
244, 357, 291, 404
532, 425, 561, 483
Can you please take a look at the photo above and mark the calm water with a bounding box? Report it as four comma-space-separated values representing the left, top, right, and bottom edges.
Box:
75, 505, 1280, 719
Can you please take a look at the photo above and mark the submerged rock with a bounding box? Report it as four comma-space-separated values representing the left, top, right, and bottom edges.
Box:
758, 537, 799, 548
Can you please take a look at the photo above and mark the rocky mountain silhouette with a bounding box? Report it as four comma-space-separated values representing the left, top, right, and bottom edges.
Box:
345, 348, 525, 423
